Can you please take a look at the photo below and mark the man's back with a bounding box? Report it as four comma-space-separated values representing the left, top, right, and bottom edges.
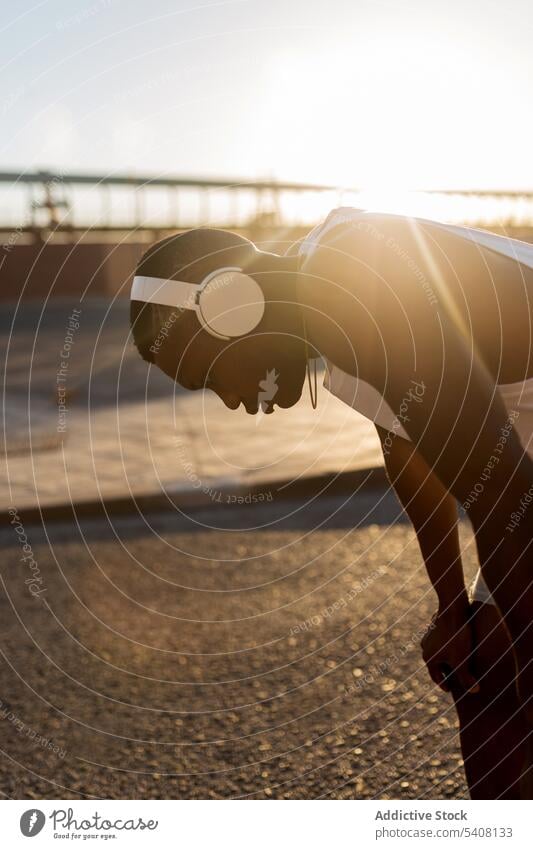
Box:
298, 209, 533, 385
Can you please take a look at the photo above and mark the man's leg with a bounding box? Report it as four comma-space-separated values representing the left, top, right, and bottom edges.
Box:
451, 601, 528, 799
376, 314, 533, 778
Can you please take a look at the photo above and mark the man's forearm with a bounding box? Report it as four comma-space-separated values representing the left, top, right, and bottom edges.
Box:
414, 508, 469, 613
377, 427, 468, 612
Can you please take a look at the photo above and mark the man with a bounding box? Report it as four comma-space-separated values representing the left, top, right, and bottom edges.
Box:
130, 209, 533, 797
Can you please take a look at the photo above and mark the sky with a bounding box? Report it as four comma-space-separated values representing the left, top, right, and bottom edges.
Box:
1, 0, 533, 192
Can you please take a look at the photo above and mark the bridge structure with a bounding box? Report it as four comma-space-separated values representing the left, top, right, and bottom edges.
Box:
2, 169, 533, 243
2, 170, 533, 300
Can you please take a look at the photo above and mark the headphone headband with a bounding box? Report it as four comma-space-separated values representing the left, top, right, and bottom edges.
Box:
131, 267, 265, 340
131, 275, 198, 310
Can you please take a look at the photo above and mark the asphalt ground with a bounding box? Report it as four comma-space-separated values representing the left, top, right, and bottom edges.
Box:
0, 493, 480, 800
2, 298, 382, 512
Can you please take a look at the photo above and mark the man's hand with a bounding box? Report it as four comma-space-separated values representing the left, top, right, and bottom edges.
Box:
421, 604, 480, 694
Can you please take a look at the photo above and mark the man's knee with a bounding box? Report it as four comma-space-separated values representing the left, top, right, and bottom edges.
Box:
466, 478, 533, 540
471, 603, 517, 695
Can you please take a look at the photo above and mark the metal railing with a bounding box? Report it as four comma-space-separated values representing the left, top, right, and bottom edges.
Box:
2, 169, 533, 237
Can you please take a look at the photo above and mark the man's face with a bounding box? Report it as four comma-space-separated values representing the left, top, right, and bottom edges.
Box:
154, 309, 307, 415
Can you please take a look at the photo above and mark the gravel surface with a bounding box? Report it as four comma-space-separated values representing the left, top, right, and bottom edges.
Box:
0, 494, 479, 799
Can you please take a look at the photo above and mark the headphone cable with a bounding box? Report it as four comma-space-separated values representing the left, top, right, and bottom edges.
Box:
302, 316, 318, 410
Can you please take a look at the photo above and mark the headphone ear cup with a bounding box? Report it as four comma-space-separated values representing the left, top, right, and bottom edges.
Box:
198, 270, 265, 339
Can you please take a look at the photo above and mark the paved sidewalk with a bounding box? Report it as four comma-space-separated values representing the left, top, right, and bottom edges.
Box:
2, 299, 382, 513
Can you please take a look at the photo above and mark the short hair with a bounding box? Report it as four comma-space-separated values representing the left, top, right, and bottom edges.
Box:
130, 228, 257, 363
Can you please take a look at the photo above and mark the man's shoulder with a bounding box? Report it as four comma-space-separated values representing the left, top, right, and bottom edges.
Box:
298, 210, 418, 277
300, 209, 434, 257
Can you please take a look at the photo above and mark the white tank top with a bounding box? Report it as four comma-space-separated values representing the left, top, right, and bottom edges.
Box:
299, 206, 533, 268
299, 208, 533, 439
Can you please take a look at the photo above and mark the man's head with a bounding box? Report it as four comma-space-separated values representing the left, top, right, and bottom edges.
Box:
130, 228, 307, 414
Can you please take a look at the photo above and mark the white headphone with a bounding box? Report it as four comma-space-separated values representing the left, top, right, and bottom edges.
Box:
131, 267, 265, 341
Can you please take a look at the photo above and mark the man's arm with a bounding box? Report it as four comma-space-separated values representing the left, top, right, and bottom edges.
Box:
375, 425, 479, 692
376, 424, 467, 611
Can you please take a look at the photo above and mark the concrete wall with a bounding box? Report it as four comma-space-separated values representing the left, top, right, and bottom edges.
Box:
0, 226, 306, 301
0, 242, 146, 301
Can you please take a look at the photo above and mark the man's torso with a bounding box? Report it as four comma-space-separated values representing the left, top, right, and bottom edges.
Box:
297, 208, 533, 387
